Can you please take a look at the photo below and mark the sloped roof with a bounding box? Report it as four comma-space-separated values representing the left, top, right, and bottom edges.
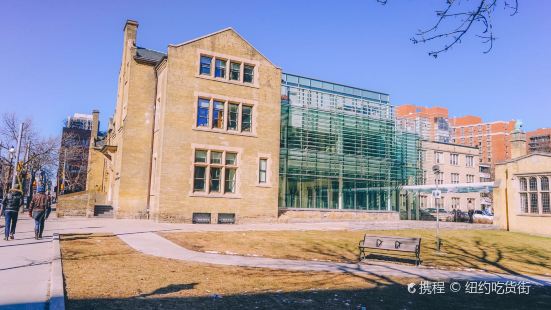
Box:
496, 152, 551, 165
135, 47, 166, 65
169, 28, 279, 69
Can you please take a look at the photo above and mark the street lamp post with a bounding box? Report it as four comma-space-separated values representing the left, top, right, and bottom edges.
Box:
432, 164, 442, 252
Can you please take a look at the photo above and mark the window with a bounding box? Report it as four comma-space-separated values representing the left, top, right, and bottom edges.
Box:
193, 150, 238, 195
450, 153, 459, 165
520, 193, 528, 213
228, 103, 239, 131
259, 158, 267, 183
529, 177, 538, 191
542, 192, 550, 214
451, 173, 459, 184
530, 193, 539, 214
422, 170, 427, 185
244, 64, 254, 83
214, 59, 226, 78
435, 151, 443, 164
437, 172, 444, 185
200, 56, 212, 75
466, 155, 474, 167
241, 105, 252, 132
451, 197, 460, 209
196, 98, 253, 134
520, 177, 527, 191
197, 98, 210, 127
541, 176, 549, 191
212, 101, 224, 129
467, 174, 475, 183
230, 62, 240, 81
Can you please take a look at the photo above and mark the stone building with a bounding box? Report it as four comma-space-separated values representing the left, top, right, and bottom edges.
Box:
70, 20, 419, 223
82, 20, 282, 223
419, 140, 481, 212
494, 128, 551, 237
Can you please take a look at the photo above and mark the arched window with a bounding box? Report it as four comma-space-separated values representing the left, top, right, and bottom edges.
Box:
541, 176, 549, 191
519, 178, 527, 191
529, 177, 538, 191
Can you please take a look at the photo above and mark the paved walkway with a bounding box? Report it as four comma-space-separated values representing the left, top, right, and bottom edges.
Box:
0, 214, 545, 309
119, 231, 551, 286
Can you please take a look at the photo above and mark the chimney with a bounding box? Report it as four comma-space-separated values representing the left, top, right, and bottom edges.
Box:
510, 128, 527, 159
123, 19, 139, 47
91, 110, 100, 142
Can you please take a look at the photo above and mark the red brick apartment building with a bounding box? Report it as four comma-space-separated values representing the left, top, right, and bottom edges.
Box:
449, 116, 516, 166
527, 128, 551, 153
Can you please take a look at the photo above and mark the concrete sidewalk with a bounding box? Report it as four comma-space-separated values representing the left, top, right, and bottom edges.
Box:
119, 231, 551, 286
0, 217, 52, 310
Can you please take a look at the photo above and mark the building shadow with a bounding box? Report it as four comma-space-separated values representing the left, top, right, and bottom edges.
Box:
62, 284, 551, 310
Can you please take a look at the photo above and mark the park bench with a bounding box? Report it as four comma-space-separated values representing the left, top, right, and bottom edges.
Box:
358, 235, 421, 266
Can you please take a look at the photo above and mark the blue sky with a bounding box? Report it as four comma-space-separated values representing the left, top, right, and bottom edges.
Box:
0, 0, 549, 137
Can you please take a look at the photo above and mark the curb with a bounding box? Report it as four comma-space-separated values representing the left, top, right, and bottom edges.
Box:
49, 233, 65, 310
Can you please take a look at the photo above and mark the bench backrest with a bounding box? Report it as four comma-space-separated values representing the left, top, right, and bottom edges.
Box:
362, 235, 420, 252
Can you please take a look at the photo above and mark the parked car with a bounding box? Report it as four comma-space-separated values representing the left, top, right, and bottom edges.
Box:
474, 209, 494, 224
446, 209, 470, 222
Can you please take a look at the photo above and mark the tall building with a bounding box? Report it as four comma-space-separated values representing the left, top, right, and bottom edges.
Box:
396, 104, 451, 143
527, 128, 551, 154
63, 20, 419, 223
57, 111, 98, 194
450, 116, 516, 167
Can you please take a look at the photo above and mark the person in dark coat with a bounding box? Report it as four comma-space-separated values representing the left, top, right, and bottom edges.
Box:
2, 188, 23, 240
29, 186, 51, 240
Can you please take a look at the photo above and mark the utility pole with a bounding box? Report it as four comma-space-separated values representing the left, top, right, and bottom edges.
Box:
432, 164, 441, 252
11, 123, 23, 189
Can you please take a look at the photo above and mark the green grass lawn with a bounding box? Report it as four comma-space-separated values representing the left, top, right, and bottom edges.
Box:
162, 229, 551, 277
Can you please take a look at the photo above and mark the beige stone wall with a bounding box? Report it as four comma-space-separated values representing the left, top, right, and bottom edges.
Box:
494, 154, 551, 236
152, 29, 281, 223
106, 22, 156, 219
421, 140, 481, 211
56, 191, 89, 217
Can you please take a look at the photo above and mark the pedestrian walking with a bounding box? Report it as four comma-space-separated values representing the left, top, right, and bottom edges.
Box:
29, 186, 51, 240
2, 188, 23, 241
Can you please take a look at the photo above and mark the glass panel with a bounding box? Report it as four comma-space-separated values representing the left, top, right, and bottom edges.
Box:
259, 159, 267, 183
210, 167, 221, 192
529, 177, 538, 191
194, 150, 207, 163
230, 62, 240, 81
542, 192, 550, 214
244, 64, 254, 83
530, 193, 539, 213
225, 168, 236, 193
212, 101, 224, 129
197, 98, 210, 127
241, 105, 252, 132
193, 166, 206, 191
541, 177, 549, 191
210, 151, 222, 164
520, 193, 528, 213
225, 152, 237, 165
520, 178, 527, 191
227, 103, 239, 131
214, 59, 226, 78
200, 56, 211, 75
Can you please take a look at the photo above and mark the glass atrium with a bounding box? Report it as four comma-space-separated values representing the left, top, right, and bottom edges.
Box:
279, 73, 420, 211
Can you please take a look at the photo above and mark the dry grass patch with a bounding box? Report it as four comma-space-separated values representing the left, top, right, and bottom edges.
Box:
61, 234, 410, 309
161, 229, 551, 276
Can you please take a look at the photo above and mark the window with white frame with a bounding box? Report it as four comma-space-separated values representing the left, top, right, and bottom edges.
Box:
451, 173, 459, 184
435, 151, 443, 164
450, 153, 459, 165
258, 158, 268, 184
437, 172, 444, 185
195, 98, 254, 134
451, 197, 460, 209
466, 174, 475, 183
466, 155, 474, 167
519, 176, 551, 215
193, 149, 238, 194
199, 56, 212, 75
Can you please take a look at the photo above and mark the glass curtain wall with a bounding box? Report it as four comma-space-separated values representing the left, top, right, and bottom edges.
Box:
279, 73, 420, 212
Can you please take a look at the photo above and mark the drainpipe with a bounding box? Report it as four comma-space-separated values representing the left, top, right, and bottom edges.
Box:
504, 168, 510, 231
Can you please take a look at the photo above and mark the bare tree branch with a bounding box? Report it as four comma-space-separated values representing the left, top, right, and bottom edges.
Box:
378, 0, 519, 57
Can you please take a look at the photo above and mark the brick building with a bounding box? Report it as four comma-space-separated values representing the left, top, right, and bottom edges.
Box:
527, 128, 551, 154
396, 104, 451, 143
450, 116, 516, 167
